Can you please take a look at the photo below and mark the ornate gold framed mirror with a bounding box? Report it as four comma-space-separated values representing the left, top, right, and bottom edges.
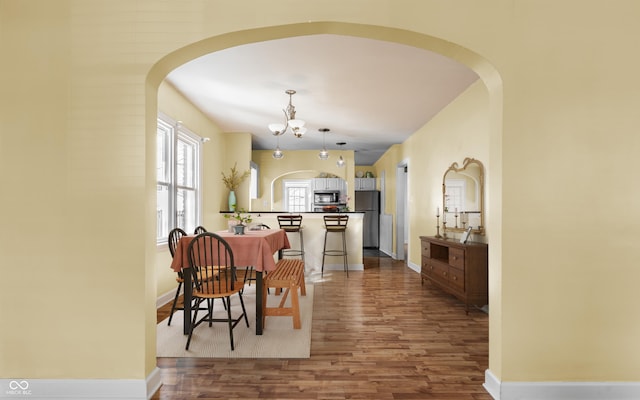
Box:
442, 157, 485, 234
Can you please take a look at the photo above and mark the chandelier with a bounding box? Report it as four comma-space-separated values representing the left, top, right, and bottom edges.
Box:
268, 89, 306, 138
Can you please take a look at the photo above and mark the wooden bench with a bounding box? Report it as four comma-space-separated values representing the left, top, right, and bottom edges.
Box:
262, 258, 306, 329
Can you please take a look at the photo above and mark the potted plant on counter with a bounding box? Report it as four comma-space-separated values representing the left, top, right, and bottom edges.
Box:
221, 162, 250, 211
225, 208, 252, 235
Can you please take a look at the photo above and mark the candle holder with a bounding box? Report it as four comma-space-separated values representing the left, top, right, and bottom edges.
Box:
454, 212, 459, 229
435, 215, 442, 238
442, 221, 448, 239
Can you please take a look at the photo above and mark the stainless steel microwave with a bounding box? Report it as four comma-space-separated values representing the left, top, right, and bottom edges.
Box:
314, 191, 340, 204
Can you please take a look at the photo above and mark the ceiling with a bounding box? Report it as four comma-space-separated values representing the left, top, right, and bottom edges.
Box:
166, 34, 479, 166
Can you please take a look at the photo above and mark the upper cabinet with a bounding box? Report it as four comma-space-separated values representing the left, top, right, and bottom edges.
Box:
313, 177, 346, 192
355, 178, 376, 191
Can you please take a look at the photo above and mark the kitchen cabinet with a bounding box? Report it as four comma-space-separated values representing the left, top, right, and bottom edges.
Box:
420, 236, 488, 314
313, 178, 346, 192
355, 178, 376, 191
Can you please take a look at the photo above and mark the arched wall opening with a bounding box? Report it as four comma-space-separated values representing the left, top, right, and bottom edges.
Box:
146, 21, 503, 375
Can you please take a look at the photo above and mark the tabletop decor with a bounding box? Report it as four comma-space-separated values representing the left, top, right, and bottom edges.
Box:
225, 208, 252, 235
221, 162, 250, 211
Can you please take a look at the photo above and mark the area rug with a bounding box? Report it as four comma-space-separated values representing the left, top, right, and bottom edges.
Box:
156, 284, 314, 358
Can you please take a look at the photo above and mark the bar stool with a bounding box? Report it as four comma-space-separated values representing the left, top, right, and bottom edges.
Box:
321, 215, 349, 277
277, 215, 305, 263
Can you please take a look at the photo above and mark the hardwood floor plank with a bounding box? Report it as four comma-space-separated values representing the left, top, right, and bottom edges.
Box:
153, 256, 491, 400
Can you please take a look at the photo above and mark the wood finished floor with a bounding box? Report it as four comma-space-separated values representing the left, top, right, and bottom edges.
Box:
153, 255, 491, 400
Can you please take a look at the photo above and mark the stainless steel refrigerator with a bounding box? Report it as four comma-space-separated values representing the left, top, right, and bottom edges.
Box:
355, 190, 380, 248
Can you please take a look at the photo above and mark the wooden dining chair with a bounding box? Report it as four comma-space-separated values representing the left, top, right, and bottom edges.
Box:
167, 227, 188, 326
194, 226, 207, 234
167, 227, 215, 326
185, 232, 249, 351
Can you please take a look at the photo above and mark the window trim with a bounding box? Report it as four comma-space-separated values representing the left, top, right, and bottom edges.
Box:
282, 179, 313, 212
157, 112, 203, 245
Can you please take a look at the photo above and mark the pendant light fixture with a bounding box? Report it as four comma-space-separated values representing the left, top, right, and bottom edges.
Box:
318, 128, 330, 160
268, 89, 307, 138
336, 141, 346, 167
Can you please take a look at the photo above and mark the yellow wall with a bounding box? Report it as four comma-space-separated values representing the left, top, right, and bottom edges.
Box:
354, 165, 376, 178
2, 0, 640, 393
224, 133, 253, 210
373, 80, 489, 264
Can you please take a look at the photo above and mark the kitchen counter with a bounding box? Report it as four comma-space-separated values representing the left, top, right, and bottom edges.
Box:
221, 211, 363, 275
220, 211, 364, 214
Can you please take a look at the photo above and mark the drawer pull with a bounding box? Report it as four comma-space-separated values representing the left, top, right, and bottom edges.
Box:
452, 276, 457, 280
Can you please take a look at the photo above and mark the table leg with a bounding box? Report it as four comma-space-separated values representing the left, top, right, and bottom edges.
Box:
255, 271, 263, 335
183, 269, 192, 335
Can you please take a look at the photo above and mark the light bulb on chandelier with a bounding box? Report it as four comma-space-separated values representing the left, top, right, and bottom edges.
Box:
272, 147, 284, 159
268, 89, 306, 138
272, 135, 284, 159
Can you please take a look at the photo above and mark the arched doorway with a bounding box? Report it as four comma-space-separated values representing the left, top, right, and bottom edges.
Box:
146, 20, 502, 377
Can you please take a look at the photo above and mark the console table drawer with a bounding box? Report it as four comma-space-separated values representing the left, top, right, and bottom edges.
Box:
425, 261, 449, 285
448, 267, 465, 292
422, 242, 431, 258
449, 247, 465, 269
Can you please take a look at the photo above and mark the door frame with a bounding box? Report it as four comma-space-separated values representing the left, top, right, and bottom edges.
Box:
395, 160, 408, 260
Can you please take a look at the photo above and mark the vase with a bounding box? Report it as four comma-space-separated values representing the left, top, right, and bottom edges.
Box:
228, 190, 236, 211
233, 224, 245, 235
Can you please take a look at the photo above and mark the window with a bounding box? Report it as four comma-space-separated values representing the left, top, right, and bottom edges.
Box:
157, 114, 202, 243
249, 161, 259, 199
283, 180, 312, 212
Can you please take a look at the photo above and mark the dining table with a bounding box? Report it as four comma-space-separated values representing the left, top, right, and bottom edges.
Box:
169, 228, 290, 335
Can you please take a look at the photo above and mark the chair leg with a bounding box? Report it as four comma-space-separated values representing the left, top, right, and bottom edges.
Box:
238, 291, 249, 327
185, 297, 205, 350
225, 296, 235, 351
167, 281, 183, 326
321, 230, 328, 277
342, 231, 349, 277
299, 230, 305, 263
208, 298, 214, 327
243, 266, 254, 286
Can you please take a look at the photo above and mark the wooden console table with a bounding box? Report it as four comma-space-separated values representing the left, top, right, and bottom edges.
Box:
420, 236, 488, 313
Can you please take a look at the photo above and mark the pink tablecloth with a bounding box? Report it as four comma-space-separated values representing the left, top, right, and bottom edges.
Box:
170, 229, 290, 273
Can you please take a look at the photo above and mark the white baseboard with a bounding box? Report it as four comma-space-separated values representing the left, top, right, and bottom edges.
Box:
483, 369, 501, 399
380, 248, 395, 259
406, 260, 420, 273
157, 287, 179, 309
146, 368, 162, 399
484, 369, 640, 400
0, 368, 161, 399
